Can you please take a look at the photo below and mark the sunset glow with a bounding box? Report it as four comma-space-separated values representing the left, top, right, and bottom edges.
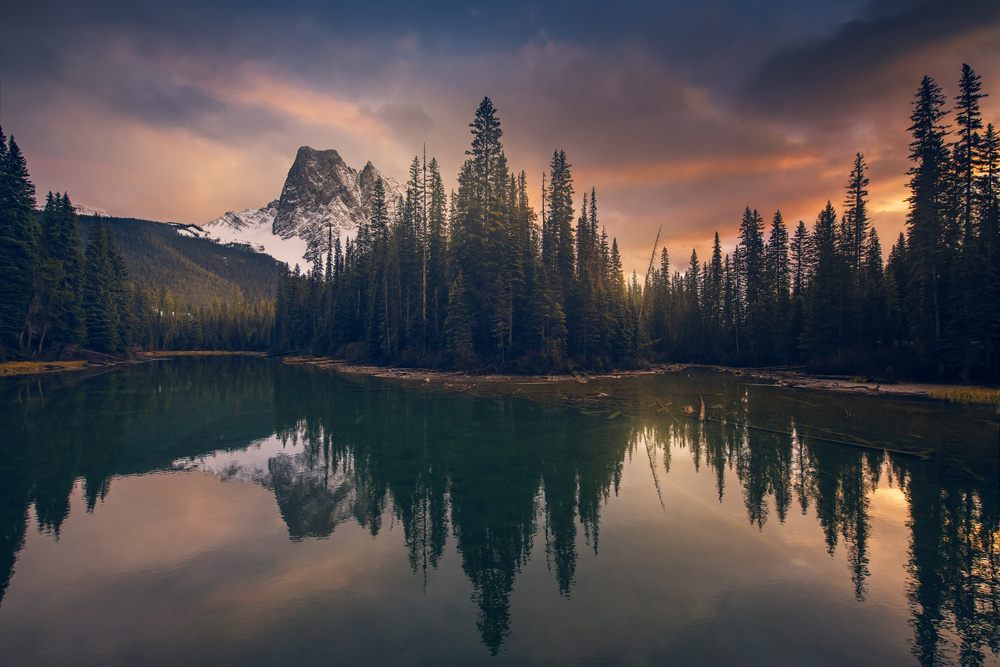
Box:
3, 0, 998, 273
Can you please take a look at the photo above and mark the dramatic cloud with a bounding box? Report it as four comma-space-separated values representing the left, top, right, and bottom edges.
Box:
2, 0, 998, 273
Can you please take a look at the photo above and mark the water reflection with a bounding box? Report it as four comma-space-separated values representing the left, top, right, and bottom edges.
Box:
1, 359, 997, 662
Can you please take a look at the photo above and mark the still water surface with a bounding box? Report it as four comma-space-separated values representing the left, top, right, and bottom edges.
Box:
0, 358, 997, 665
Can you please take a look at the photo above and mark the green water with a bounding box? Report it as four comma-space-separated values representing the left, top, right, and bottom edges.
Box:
0, 357, 997, 665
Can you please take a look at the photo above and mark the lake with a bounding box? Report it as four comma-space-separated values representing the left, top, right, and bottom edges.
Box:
0, 357, 997, 665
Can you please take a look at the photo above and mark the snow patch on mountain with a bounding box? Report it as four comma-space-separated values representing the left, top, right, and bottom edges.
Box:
73, 204, 110, 217
200, 200, 311, 269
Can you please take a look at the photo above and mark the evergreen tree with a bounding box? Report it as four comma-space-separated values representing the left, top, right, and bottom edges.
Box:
905, 75, 952, 367
885, 232, 910, 346
426, 157, 448, 351
703, 233, 725, 362
947, 64, 988, 380
452, 97, 510, 358
26, 193, 85, 354
367, 178, 392, 359
649, 246, 671, 356
607, 239, 629, 362
0, 130, 38, 360
954, 64, 986, 247
547, 150, 575, 293
977, 123, 1000, 378
790, 221, 810, 297
738, 207, 765, 361
107, 224, 135, 348
861, 227, 887, 349
764, 210, 791, 362
510, 171, 536, 359
803, 202, 849, 360
843, 154, 871, 278
840, 156, 871, 348
444, 271, 475, 364
680, 248, 700, 358
82, 218, 119, 352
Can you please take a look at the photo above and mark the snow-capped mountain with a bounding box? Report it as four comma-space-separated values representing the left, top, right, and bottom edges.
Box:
190, 199, 311, 269
203, 147, 402, 269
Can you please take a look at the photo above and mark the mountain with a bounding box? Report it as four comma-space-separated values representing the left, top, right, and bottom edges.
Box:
204, 147, 402, 267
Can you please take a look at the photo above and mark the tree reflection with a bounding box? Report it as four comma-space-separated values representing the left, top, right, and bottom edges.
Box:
0, 361, 996, 659
906, 470, 1000, 666
0, 357, 283, 605
267, 371, 633, 653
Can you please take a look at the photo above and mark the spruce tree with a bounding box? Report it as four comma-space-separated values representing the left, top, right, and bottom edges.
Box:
607, 239, 629, 362
843, 153, 871, 278
547, 150, 575, 293
954, 64, 986, 246
366, 178, 392, 359
790, 221, 810, 297
0, 131, 38, 360
861, 227, 887, 349
703, 233, 724, 362
977, 124, 1000, 378
764, 211, 791, 362
82, 218, 119, 352
738, 207, 765, 361
803, 202, 848, 361
30, 193, 85, 354
444, 271, 475, 365
947, 64, 988, 379
106, 215, 135, 349
681, 248, 700, 358
426, 157, 447, 351
452, 97, 510, 357
905, 75, 952, 367
885, 232, 910, 346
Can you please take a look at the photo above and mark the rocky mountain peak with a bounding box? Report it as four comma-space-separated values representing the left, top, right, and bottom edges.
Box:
205, 147, 401, 267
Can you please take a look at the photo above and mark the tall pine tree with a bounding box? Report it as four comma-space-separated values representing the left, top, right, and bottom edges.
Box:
905, 76, 952, 369
0, 130, 38, 360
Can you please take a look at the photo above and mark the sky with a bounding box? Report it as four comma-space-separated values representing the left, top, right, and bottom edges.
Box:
2, 0, 999, 274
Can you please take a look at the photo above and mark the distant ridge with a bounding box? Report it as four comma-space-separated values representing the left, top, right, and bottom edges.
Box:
76, 214, 283, 307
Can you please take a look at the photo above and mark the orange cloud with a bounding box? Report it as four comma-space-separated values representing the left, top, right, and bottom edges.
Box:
578, 153, 822, 187
211, 66, 391, 148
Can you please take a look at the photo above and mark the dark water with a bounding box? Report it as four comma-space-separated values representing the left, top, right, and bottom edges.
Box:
0, 358, 997, 666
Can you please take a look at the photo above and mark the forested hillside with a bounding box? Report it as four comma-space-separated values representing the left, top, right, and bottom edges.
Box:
0, 153, 278, 358
77, 215, 281, 306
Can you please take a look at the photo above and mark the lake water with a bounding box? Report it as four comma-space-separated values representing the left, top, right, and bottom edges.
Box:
0, 357, 997, 665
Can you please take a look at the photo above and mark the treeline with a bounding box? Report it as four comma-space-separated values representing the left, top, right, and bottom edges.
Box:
4, 64, 997, 379
275, 98, 643, 371
0, 133, 274, 359
643, 64, 999, 381
274, 65, 998, 381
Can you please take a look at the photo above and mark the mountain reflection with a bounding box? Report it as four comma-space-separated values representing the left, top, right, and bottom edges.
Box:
1, 358, 997, 661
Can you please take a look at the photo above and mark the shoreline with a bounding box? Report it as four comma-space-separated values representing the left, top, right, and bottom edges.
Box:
286, 357, 999, 405
2, 352, 995, 406
0, 350, 265, 377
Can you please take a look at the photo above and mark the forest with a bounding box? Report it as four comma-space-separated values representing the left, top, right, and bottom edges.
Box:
0, 64, 997, 381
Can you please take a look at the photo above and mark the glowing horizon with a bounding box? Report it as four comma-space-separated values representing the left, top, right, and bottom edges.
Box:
2, 0, 998, 274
